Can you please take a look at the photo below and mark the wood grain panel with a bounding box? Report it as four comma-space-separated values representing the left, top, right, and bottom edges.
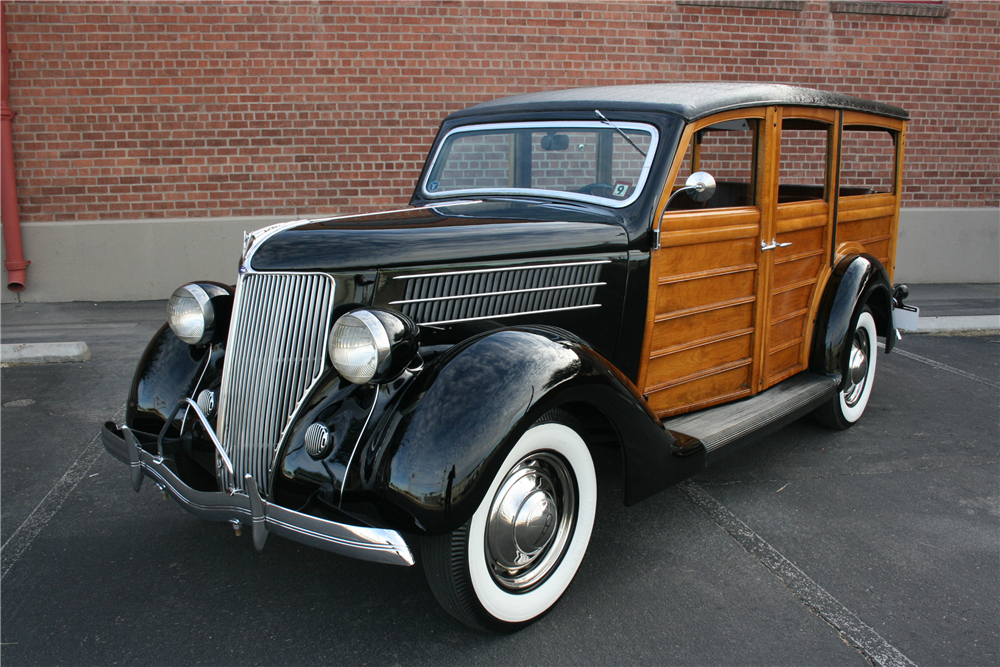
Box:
656, 269, 756, 317
651, 302, 755, 353
647, 363, 752, 418
838, 192, 896, 211
659, 207, 761, 233
659, 224, 759, 249
767, 342, 804, 384
647, 332, 753, 388
658, 236, 758, 283
768, 309, 808, 348
773, 253, 822, 286
770, 282, 813, 320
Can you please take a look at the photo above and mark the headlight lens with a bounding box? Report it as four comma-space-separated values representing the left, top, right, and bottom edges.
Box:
328, 308, 419, 384
328, 310, 392, 384
167, 284, 215, 345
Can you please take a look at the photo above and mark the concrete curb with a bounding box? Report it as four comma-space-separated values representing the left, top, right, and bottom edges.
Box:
916, 315, 1000, 333
0, 342, 91, 365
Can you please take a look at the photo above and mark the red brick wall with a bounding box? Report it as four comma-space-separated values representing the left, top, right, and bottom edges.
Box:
4, 0, 997, 222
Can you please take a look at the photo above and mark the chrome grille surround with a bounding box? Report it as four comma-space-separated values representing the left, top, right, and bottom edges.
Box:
217, 271, 336, 495
391, 260, 607, 326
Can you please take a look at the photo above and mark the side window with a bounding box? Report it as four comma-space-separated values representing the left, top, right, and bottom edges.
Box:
668, 118, 758, 210
840, 126, 896, 196
778, 119, 830, 203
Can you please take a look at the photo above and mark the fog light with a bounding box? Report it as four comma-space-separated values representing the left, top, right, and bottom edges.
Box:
196, 389, 216, 417
305, 423, 332, 458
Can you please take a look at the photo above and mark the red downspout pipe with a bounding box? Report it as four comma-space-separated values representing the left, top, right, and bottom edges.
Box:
1, 4, 28, 292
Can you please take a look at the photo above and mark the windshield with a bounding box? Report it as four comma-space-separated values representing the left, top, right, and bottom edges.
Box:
422, 121, 659, 208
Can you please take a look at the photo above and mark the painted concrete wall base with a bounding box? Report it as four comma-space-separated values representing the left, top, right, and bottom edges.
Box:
894, 208, 999, 284
3, 208, 998, 303
2, 215, 292, 303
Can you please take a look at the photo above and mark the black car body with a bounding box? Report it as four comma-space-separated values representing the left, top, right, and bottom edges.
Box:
103, 83, 912, 631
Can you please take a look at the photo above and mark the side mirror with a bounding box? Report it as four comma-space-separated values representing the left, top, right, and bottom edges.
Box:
685, 171, 716, 202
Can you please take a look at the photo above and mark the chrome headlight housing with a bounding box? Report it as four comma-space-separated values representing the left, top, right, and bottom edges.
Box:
167, 282, 232, 345
328, 309, 419, 384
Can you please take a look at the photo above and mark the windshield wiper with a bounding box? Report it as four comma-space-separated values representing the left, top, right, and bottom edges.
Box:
595, 110, 647, 157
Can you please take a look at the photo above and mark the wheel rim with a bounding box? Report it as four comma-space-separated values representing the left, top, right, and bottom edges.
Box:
843, 324, 871, 408
484, 451, 576, 592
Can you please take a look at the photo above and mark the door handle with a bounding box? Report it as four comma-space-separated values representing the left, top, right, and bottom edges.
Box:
761, 238, 793, 251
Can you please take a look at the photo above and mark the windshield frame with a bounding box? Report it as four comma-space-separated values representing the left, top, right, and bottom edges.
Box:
419, 120, 660, 209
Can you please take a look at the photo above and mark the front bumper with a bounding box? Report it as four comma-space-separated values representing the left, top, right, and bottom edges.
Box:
101, 422, 414, 567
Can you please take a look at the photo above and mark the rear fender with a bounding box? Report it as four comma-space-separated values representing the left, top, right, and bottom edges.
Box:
811, 254, 894, 386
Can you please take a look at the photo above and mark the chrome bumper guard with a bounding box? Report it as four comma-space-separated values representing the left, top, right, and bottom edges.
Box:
101, 421, 414, 567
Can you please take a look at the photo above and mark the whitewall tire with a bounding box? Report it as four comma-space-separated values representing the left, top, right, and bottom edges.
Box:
816, 309, 878, 430
423, 418, 597, 632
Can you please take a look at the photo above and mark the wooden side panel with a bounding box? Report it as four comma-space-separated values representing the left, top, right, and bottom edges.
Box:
645, 207, 761, 418
836, 193, 896, 269
766, 201, 828, 385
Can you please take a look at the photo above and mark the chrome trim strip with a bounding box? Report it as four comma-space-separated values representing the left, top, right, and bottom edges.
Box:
118, 429, 414, 566
419, 303, 601, 327
180, 345, 215, 435
393, 259, 611, 281
389, 282, 607, 306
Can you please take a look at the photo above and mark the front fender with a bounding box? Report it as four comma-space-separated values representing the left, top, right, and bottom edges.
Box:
811, 254, 893, 384
127, 323, 216, 434
342, 326, 690, 536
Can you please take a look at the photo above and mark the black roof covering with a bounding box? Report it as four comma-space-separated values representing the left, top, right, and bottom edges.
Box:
448, 82, 909, 122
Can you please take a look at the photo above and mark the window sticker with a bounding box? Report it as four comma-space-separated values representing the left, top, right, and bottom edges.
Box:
427, 181, 440, 192
613, 181, 631, 198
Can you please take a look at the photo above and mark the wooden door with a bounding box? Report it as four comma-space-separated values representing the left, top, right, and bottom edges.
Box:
640, 109, 768, 418
758, 108, 838, 389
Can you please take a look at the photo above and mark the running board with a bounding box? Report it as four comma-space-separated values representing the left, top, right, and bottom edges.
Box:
663, 372, 839, 463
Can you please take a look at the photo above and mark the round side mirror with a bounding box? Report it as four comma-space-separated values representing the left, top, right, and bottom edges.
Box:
685, 171, 717, 203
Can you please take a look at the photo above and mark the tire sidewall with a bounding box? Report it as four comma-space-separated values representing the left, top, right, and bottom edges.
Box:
839, 310, 878, 423
467, 422, 597, 624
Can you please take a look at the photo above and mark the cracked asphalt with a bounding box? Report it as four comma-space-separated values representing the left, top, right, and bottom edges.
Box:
1, 298, 997, 666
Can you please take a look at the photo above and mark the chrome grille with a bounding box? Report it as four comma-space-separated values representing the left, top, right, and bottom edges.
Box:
391, 261, 606, 325
217, 272, 335, 495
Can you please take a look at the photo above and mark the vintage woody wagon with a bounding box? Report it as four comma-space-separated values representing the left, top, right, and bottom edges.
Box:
103, 83, 914, 631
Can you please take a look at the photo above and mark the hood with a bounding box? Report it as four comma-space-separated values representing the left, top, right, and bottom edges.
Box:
247, 199, 629, 273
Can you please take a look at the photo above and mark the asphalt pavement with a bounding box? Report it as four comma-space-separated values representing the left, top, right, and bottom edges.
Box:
1, 285, 997, 666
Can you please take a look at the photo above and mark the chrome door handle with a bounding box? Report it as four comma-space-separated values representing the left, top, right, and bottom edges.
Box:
761, 238, 793, 251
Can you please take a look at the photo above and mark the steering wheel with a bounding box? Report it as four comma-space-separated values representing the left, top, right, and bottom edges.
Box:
577, 183, 616, 195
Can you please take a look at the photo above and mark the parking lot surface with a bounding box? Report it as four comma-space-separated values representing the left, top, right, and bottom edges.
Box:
1, 288, 997, 666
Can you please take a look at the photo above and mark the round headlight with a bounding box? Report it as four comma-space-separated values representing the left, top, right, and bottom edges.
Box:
328, 309, 419, 384
328, 310, 391, 384
167, 284, 215, 345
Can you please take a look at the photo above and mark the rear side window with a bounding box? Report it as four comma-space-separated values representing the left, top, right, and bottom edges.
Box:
840, 126, 897, 196
778, 119, 831, 204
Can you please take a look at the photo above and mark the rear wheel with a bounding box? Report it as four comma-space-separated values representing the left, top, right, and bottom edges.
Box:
815, 309, 877, 430
423, 418, 597, 632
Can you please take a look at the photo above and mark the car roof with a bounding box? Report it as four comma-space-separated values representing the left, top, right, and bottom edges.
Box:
447, 82, 909, 122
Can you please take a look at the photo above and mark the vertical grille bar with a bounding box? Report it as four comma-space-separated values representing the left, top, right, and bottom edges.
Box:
217, 272, 335, 495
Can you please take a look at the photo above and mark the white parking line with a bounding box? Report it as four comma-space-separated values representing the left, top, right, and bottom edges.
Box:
0, 403, 125, 582
679, 481, 918, 667
887, 346, 1000, 389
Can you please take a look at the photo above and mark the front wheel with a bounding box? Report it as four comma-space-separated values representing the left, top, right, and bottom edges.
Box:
815, 309, 878, 430
422, 419, 597, 632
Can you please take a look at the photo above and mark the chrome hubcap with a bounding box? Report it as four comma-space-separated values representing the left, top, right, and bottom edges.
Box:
843, 325, 870, 407
485, 452, 576, 592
